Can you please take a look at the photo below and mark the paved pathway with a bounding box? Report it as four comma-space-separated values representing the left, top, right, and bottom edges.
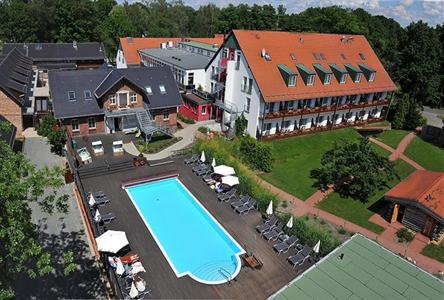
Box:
13, 134, 107, 299
422, 106, 444, 127
369, 135, 425, 170
123, 120, 218, 160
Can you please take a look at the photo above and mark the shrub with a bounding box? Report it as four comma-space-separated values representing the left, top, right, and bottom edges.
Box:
197, 126, 208, 134
338, 226, 347, 235
235, 113, 248, 137
281, 200, 288, 208
37, 115, 57, 137
48, 128, 67, 155
177, 113, 195, 124
396, 228, 415, 243
239, 135, 274, 172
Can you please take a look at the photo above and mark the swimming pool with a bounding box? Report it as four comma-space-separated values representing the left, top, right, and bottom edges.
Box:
125, 177, 245, 284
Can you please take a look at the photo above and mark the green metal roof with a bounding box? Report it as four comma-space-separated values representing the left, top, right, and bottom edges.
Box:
179, 40, 219, 52
359, 63, 376, 73
270, 234, 444, 300
345, 63, 362, 73
329, 63, 347, 74
296, 64, 316, 75
278, 64, 296, 76
313, 63, 332, 74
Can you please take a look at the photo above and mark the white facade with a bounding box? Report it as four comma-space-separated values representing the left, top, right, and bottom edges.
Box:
116, 45, 127, 69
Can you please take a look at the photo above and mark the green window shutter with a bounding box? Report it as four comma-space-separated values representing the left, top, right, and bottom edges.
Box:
358, 63, 376, 81
278, 64, 297, 87
344, 64, 363, 82
296, 64, 316, 85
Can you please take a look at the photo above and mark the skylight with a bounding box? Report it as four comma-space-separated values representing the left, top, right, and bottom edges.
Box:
68, 91, 76, 101
159, 85, 166, 94
290, 53, 296, 60
359, 53, 366, 60
340, 53, 347, 60
145, 86, 153, 94
84, 90, 92, 99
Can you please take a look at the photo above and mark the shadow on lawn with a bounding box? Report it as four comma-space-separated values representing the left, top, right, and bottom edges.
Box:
14, 219, 106, 299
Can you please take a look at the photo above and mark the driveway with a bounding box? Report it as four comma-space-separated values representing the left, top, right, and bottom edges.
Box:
13, 135, 106, 299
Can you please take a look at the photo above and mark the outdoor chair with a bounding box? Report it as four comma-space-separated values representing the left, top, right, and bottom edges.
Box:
97, 212, 116, 225
256, 216, 279, 234
287, 245, 312, 267
230, 195, 250, 209
184, 154, 199, 165
235, 199, 257, 215
91, 191, 107, 199
263, 223, 284, 241
218, 188, 237, 202
192, 163, 208, 173
88, 193, 110, 208
196, 167, 212, 176
273, 235, 299, 254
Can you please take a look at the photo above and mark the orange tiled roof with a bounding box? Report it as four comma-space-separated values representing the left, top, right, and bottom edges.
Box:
385, 170, 444, 220
120, 35, 224, 66
232, 30, 397, 102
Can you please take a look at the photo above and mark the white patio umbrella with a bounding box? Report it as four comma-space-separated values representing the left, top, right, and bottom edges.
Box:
88, 194, 96, 207
94, 209, 101, 223
200, 150, 206, 162
266, 200, 273, 215
211, 157, 216, 168
286, 216, 293, 228
95, 230, 129, 253
313, 240, 321, 254
213, 165, 235, 176
221, 175, 239, 186
116, 258, 125, 276
129, 282, 139, 298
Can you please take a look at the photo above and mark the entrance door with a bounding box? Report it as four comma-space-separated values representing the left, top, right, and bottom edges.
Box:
114, 118, 121, 131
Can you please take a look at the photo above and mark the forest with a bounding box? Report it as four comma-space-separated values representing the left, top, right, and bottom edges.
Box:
0, 0, 442, 107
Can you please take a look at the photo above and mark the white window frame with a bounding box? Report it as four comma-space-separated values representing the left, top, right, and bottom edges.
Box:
88, 117, 96, 129
68, 91, 76, 101
355, 73, 361, 83
324, 73, 332, 85
163, 110, 169, 120
241, 76, 247, 92
369, 72, 376, 82
340, 74, 348, 84
288, 75, 296, 87
307, 75, 315, 86
245, 97, 251, 113
84, 90, 92, 100
109, 94, 116, 105
117, 91, 129, 107
71, 119, 79, 132
130, 92, 137, 103
201, 106, 207, 115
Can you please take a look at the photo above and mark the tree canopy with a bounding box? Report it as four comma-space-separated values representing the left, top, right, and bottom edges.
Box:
0, 0, 442, 107
310, 138, 397, 202
0, 121, 72, 298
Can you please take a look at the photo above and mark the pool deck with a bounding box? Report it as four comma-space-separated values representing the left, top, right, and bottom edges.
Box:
80, 158, 311, 299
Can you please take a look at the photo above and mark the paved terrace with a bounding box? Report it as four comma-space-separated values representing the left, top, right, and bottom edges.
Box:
79, 158, 312, 299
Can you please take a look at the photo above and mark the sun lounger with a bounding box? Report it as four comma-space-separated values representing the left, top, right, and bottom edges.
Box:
287, 245, 312, 267
91, 191, 106, 199
195, 167, 212, 176
192, 163, 209, 173
88, 193, 110, 208
256, 216, 279, 234
230, 195, 250, 209
263, 223, 284, 241
218, 188, 237, 202
98, 212, 116, 224
184, 154, 199, 165
235, 199, 257, 215
273, 235, 299, 254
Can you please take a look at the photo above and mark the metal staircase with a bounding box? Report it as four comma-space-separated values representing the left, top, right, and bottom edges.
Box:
135, 108, 173, 138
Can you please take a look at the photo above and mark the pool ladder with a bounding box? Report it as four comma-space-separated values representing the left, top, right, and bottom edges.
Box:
218, 267, 233, 284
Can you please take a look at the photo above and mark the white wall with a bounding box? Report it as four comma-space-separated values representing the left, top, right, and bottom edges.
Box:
186, 69, 207, 90
116, 46, 127, 69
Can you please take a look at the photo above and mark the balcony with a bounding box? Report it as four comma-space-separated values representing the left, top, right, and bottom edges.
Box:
261, 99, 390, 120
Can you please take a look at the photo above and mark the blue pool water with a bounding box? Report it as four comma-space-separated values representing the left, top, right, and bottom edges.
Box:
125, 177, 245, 284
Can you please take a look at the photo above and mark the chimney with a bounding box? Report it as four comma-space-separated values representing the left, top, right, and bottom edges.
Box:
160, 42, 167, 49
23, 44, 29, 57
167, 40, 173, 48
340, 36, 345, 43
261, 48, 266, 57
299, 37, 304, 43
73, 41, 78, 50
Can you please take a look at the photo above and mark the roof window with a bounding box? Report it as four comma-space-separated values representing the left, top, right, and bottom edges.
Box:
84, 90, 92, 100
359, 53, 366, 60
340, 53, 347, 60
145, 86, 153, 94
159, 85, 166, 94
290, 53, 296, 60
68, 91, 76, 101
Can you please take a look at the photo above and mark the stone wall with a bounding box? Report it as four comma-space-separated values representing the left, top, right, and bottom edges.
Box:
421, 124, 444, 147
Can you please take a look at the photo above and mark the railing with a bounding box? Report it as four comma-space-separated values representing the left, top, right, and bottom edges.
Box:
218, 267, 232, 283
261, 99, 390, 120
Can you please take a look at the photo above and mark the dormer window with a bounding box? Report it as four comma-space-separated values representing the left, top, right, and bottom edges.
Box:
358, 63, 376, 82
344, 64, 363, 83
355, 73, 361, 83
369, 72, 375, 82
68, 91, 76, 101
313, 63, 332, 85
84, 90, 92, 100
277, 64, 297, 87
330, 64, 348, 84
307, 75, 315, 86
296, 64, 316, 86
145, 86, 152, 94
159, 85, 166, 94
325, 73, 332, 85
340, 74, 348, 84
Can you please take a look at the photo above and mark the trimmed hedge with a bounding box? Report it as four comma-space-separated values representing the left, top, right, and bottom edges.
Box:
239, 135, 274, 172
177, 113, 195, 124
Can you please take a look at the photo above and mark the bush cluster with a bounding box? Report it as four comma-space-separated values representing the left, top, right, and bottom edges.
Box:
197, 126, 208, 134
37, 115, 67, 155
177, 113, 195, 124
396, 228, 415, 243
37, 115, 57, 137
239, 135, 274, 172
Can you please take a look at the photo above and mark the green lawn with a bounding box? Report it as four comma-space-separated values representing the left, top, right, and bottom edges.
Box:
376, 129, 410, 149
405, 136, 444, 171
421, 242, 444, 263
316, 159, 416, 234
259, 128, 363, 200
